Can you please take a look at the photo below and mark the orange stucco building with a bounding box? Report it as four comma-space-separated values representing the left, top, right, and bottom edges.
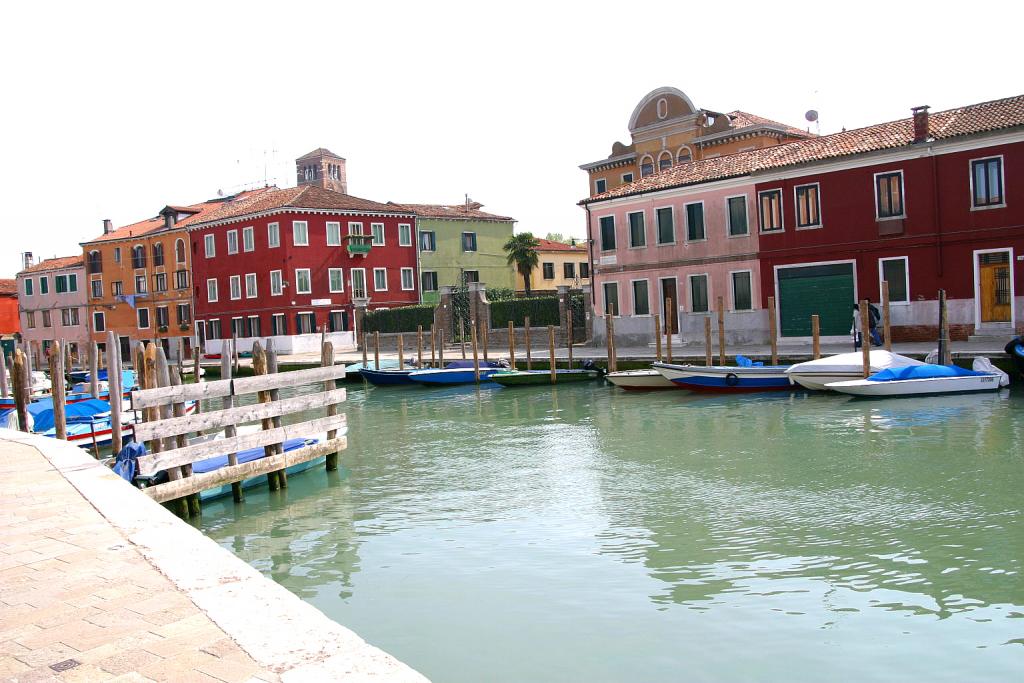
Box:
580, 87, 813, 197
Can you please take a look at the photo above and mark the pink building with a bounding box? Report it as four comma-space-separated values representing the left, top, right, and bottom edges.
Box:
584, 179, 763, 345
16, 255, 89, 365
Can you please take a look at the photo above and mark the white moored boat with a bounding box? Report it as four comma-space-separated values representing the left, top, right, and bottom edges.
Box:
786, 350, 923, 391
605, 369, 678, 390
826, 362, 1009, 397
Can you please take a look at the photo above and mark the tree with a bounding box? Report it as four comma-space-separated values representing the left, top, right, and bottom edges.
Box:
545, 232, 568, 244
504, 232, 540, 296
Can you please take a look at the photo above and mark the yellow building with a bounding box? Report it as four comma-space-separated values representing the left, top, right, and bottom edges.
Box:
580, 86, 813, 196
515, 239, 590, 294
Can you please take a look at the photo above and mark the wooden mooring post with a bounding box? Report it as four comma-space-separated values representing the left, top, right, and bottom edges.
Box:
508, 321, 516, 370
220, 342, 243, 502
860, 300, 872, 377
938, 289, 951, 365
373, 331, 381, 371
548, 326, 557, 384
606, 307, 618, 373
48, 342, 67, 441
768, 296, 779, 366
811, 315, 821, 360
566, 306, 574, 368
12, 350, 29, 432
430, 325, 436, 368
170, 368, 201, 517
704, 317, 712, 366
459, 318, 467, 359
0, 345, 9, 398
438, 328, 445, 367
253, 343, 283, 492
106, 331, 124, 455
470, 322, 480, 383
322, 341, 341, 471
362, 332, 369, 374
882, 280, 892, 351
666, 298, 674, 364
89, 342, 100, 399
524, 316, 532, 371
397, 333, 405, 371
417, 325, 424, 368
654, 313, 662, 362
481, 319, 489, 361
717, 296, 726, 366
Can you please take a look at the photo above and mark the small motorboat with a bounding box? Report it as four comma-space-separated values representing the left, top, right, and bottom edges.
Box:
361, 366, 419, 386
653, 356, 792, 392
785, 350, 923, 391
605, 368, 678, 390
491, 369, 600, 386
408, 360, 507, 386
1006, 336, 1024, 379
25, 397, 143, 449
827, 361, 1009, 397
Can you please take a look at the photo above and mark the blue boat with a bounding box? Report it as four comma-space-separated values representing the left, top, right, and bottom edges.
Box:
0, 370, 138, 411
653, 358, 793, 392
26, 398, 137, 448
190, 436, 325, 500
408, 366, 504, 385
361, 367, 419, 386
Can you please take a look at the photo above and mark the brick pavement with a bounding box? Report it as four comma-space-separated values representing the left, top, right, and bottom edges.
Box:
0, 440, 273, 683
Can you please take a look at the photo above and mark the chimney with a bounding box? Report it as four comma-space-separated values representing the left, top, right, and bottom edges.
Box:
912, 105, 930, 143
102, 219, 113, 234
161, 208, 176, 229
23, 252, 33, 270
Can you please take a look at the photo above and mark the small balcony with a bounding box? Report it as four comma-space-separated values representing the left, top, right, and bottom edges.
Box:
346, 235, 372, 257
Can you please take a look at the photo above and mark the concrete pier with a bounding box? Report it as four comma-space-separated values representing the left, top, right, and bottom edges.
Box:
0, 429, 427, 682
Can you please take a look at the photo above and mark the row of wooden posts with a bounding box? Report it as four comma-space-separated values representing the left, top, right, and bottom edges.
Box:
602, 281, 908, 373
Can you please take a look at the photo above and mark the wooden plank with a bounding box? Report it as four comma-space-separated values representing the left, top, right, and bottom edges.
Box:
136, 413, 348, 475
132, 378, 233, 409
230, 363, 347, 395
221, 340, 242, 502
322, 341, 340, 471
253, 342, 283, 491
144, 437, 348, 503
132, 388, 348, 442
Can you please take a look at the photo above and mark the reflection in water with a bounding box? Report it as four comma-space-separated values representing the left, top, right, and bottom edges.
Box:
198, 383, 1024, 683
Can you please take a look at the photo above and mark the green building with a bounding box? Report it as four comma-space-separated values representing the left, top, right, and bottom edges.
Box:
394, 202, 516, 304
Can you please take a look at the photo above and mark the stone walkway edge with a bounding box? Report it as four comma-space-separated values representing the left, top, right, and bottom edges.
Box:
0, 428, 428, 682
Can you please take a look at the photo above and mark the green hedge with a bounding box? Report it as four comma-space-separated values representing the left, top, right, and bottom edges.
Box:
363, 304, 435, 334
490, 296, 560, 328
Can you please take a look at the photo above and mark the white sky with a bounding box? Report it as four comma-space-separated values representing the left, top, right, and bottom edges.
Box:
2, 0, 1022, 277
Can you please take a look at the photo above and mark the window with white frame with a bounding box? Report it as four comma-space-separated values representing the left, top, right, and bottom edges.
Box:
227, 229, 239, 254
351, 268, 367, 298
39, 277, 49, 294
348, 221, 364, 236
727, 196, 749, 236
175, 270, 188, 289
731, 271, 752, 311
599, 216, 616, 251
243, 226, 255, 252
23, 278, 33, 296
640, 156, 654, 178
156, 306, 169, 328
462, 232, 477, 252
229, 275, 242, 300
603, 282, 619, 315
207, 319, 222, 340
656, 207, 674, 244
90, 278, 102, 298
296, 312, 316, 334
245, 273, 257, 298
421, 271, 438, 292
293, 220, 309, 246
326, 221, 342, 246
204, 234, 216, 257
971, 157, 1004, 208
329, 268, 344, 293
543, 262, 555, 279
371, 223, 385, 246
419, 230, 436, 251
632, 280, 650, 316
175, 238, 186, 263
879, 256, 909, 303
26, 311, 35, 328
93, 311, 105, 332
875, 172, 904, 219
373, 268, 388, 291
621, 172, 634, 183
268, 222, 280, 248
207, 278, 218, 302
689, 274, 709, 313
399, 223, 412, 246
42, 311, 51, 328
628, 211, 646, 248
271, 314, 286, 336
401, 267, 414, 291
295, 268, 311, 294
594, 178, 607, 194
758, 189, 784, 231
61, 308, 80, 326
795, 183, 821, 228
270, 270, 283, 296
658, 152, 672, 171
152, 272, 167, 293
231, 317, 244, 338
134, 274, 147, 294
137, 307, 151, 329
686, 202, 705, 241
176, 303, 190, 324
247, 316, 261, 338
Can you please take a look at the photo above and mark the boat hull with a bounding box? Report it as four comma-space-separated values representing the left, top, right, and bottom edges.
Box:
409, 368, 502, 385
786, 351, 924, 391
653, 362, 793, 392
491, 370, 599, 386
605, 369, 677, 390
361, 368, 418, 386
827, 374, 1003, 397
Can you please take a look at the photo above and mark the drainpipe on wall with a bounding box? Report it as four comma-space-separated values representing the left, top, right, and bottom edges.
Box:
584, 204, 595, 306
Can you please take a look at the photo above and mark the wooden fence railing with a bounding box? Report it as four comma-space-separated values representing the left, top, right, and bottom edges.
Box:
130, 338, 346, 514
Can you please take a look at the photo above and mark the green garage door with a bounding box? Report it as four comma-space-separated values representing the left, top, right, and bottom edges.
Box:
778, 263, 855, 336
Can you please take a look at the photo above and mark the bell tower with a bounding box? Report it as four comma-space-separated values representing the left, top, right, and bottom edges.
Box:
295, 148, 347, 194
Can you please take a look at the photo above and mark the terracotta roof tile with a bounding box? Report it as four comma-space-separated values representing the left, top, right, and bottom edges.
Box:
0, 279, 16, 296
389, 202, 514, 221
19, 255, 84, 274
725, 110, 815, 139
534, 238, 586, 252
583, 94, 1024, 204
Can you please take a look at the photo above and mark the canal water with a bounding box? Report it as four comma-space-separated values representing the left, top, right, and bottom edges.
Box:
195, 382, 1024, 682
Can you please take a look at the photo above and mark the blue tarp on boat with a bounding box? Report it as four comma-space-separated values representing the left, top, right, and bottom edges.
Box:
191, 437, 317, 474
29, 399, 111, 432
867, 364, 987, 382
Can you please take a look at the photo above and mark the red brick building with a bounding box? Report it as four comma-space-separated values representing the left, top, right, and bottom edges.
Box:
185, 153, 418, 353
0, 279, 19, 335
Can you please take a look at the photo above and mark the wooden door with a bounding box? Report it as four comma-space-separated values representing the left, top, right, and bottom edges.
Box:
660, 278, 678, 333
979, 252, 1011, 322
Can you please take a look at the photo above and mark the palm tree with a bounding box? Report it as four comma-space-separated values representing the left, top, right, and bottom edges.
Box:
504, 232, 540, 296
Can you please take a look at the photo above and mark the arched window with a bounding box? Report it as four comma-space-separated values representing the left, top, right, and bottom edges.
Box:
640, 155, 655, 178
132, 245, 146, 269
658, 151, 673, 171
87, 250, 102, 274
152, 242, 164, 267
175, 238, 186, 264
677, 146, 692, 164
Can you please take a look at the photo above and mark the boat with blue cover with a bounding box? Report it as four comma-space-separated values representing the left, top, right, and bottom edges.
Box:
653, 356, 793, 392
1006, 336, 1024, 379
0, 370, 138, 411
408, 360, 508, 385
827, 362, 1009, 397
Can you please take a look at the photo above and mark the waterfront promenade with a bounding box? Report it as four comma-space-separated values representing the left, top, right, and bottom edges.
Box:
0, 430, 427, 682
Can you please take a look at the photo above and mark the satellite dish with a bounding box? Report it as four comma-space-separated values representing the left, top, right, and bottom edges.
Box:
805, 110, 819, 122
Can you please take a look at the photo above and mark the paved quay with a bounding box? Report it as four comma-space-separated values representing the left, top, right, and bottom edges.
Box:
0, 430, 427, 683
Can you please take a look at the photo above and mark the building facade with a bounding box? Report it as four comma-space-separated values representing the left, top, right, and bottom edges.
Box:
187, 181, 419, 354
393, 202, 515, 304
0, 279, 20, 357
15, 255, 88, 365
516, 239, 591, 295
579, 87, 811, 198
582, 94, 1024, 345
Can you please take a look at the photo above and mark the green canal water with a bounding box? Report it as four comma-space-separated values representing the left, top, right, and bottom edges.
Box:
194, 382, 1024, 682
